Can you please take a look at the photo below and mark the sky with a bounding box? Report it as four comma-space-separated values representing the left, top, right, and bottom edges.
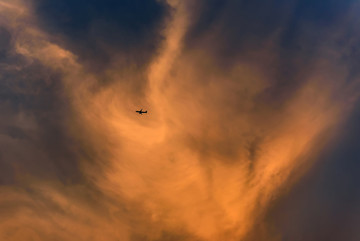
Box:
0, 0, 360, 240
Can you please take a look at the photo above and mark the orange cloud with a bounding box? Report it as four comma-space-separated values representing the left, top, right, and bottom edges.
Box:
0, 0, 359, 240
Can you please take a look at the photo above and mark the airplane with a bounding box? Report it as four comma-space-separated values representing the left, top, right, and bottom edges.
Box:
136, 109, 148, 115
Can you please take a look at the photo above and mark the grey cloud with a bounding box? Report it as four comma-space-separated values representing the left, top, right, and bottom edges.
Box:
0, 23, 84, 185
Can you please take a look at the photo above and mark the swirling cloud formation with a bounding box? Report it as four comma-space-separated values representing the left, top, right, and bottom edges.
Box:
0, 0, 360, 240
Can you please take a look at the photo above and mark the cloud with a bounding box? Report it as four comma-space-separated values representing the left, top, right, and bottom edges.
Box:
0, 0, 360, 240
264, 97, 360, 241
33, 0, 171, 75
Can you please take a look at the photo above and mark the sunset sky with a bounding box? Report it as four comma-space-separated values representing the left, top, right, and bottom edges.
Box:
0, 0, 360, 240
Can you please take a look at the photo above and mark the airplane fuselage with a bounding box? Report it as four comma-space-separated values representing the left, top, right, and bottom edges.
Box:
136, 110, 147, 115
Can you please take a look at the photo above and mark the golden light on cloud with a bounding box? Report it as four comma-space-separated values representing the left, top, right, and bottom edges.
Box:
0, 0, 360, 240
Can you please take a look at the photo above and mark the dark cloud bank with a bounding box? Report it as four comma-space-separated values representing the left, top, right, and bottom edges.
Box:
265, 100, 360, 241
34, 0, 170, 73
0, 26, 82, 185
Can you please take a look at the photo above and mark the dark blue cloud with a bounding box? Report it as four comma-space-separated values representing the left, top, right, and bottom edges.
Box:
184, 0, 357, 109
267, 101, 360, 241
34, 0, 170, 72
186, 0, 355, 51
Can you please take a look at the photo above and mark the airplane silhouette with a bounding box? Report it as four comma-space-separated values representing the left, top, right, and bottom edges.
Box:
136, 109, 147, 115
